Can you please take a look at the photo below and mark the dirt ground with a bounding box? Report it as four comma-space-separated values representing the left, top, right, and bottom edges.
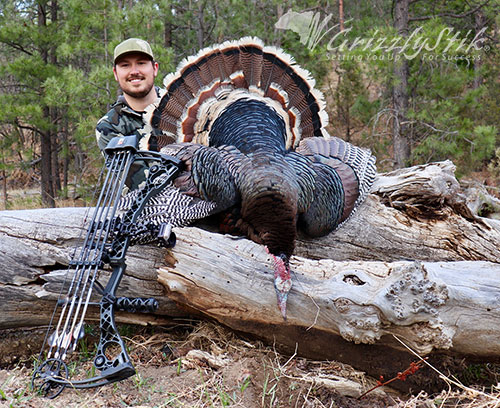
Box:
1, 321, 499, 408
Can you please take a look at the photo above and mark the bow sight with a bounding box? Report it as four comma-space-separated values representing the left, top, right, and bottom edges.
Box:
31, 135, 182, 398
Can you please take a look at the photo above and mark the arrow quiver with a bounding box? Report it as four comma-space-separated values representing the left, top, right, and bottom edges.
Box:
32, 135, 182, 398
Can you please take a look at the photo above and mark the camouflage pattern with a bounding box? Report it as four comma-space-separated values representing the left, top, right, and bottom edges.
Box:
96, 87, 167, 191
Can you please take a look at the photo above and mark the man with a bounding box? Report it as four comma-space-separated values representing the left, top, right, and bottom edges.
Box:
96, 38, 167, 189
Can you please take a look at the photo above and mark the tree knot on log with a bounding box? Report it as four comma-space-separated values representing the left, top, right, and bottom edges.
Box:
385, 262, 449, 321
334, 299, 382, 344
409, 322, 454, 351
343, 274, 366, 286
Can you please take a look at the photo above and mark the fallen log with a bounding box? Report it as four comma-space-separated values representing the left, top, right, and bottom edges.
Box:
158, 229, 500, 358
296, 161, 500, 262
0, 161, 499, 384
155, 232, 500, 394
0, 206, 185, 329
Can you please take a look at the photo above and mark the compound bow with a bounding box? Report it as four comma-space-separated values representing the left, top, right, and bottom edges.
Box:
31, 135, 182, 398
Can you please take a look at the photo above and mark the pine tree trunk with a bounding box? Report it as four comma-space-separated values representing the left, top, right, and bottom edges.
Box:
50, 111, 61, 195
62, 118, 69, 198
473, 10, 485, 89
339, 0, 344, 31
50, 2, 61, 196
40, 120, 55, 207
164, 5, 173, 48
38, 3, 55, 207
1, 168, 7, 209
392, 0, 411, 168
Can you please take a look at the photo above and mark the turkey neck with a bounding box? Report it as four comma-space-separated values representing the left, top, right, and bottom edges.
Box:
209, 97, 298, 258
239, 150, 298, 258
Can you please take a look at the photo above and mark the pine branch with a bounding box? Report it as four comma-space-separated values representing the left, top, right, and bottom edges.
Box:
0, 40, 34, 56
14, 120, 46, 138
409, 0, 490, 22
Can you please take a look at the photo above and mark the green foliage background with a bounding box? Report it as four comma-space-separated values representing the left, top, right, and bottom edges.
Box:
0, 0, 498, 206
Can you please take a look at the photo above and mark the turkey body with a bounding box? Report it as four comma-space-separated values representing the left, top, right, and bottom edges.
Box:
122, 37, 377, 319
209, 98, 298, 258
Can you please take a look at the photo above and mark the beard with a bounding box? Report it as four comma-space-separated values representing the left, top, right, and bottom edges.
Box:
122, 87, 153, 99
120, 75, 155, 99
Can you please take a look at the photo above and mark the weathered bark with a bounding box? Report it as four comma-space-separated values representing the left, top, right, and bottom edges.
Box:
157, 234, 500, 369
461, 179, 500, 219
0, 161, 499, 382
0, 206, 185, 329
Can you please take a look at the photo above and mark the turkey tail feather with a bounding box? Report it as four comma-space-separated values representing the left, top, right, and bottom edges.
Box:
238, 37, 264, 88
152, 37, 329, 149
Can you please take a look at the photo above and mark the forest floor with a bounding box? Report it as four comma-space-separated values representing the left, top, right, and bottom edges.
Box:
1, 321, 500, 408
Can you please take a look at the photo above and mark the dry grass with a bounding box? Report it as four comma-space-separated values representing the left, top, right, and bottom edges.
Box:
0, 321, 499, 408
391, 335, 500, 407
1, 187, 89, 211
399, 388, 500, 408
0, 322, 387, 407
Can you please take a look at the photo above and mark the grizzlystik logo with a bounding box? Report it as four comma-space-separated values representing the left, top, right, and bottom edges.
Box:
275, 9, 335, 50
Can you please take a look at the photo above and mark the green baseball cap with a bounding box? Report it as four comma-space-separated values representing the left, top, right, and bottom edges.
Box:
113, 38, 154, 63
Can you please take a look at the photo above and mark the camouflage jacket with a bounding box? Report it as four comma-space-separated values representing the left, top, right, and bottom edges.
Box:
95, 87, 166, 190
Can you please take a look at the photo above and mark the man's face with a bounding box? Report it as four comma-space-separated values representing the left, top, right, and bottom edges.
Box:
113, 52, 159, 99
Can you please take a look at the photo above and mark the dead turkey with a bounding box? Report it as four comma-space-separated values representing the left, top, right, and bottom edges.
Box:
120, 37, 377, 319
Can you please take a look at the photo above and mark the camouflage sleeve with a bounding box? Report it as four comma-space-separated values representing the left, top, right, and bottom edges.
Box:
95, 111, 148, 191
95, 114, 139, 152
